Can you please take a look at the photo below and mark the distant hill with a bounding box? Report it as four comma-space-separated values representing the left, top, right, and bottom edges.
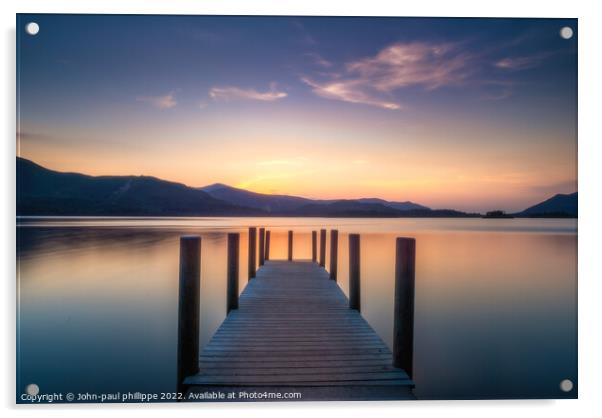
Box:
294, 200, 405, 217
199, 183, 315, 213
356, 198, 429, 212
291, 201, 474, 218
16, 157, 255, 216
518, 192, 577, 218
15, 157, 491, 218
200, 183, 430, 214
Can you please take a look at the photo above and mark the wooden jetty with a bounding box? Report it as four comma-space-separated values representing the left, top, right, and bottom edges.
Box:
177, 230, 416, 401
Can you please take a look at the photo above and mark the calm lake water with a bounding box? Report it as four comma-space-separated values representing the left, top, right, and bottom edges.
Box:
16, 217, 577, 400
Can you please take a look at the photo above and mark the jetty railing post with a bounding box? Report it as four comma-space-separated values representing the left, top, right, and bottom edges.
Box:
265, 230, 271, 261
288, 230, 293, 261
319, 229, 326, 267
393, 237, 416, 379
248, 227, 257, 279
329, 229, 338, 281
227, 233, 240, 314
258, 228, 265, 266
177, 235, 201, 393
312, 231, 317, 262
349, 234, 360, 311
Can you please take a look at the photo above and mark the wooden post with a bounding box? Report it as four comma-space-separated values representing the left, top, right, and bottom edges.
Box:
393, 237, 416, 379
258, 228, 265, 266
227, 233, 239, 314
349, 234, 360, 311
288, 230, 293, 261
311, 231, 317, 262
248, 227, 256, 279
265, 230, 271, 261
177, 235, 201, 392
319, 229, 326, 267
329, 229, 338, 281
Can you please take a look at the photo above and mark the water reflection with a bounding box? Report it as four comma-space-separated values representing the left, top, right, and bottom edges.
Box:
16, 218, 577, 399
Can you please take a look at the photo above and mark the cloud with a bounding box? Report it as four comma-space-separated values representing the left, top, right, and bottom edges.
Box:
302, 77, 402, 110
494, 52, 549, 71
349, 42, 474, 90
136, 92, 177, 109
209, 83, 287, 102
16, 131, 53, 142
528, 179, 577, 195
478, 80, 516, 101
481, 88, 514, 101
301, 42, 475, 110
304, 52, 333, 68
293, 21, 317, 46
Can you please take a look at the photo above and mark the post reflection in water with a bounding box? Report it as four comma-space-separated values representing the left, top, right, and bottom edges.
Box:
17, 217, 577, 399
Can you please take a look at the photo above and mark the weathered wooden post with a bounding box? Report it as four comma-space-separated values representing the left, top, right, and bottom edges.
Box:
265, 230, 271, 261
312, 231, 317, 262
288, 230, 293, 261
177, 235, 201, 392
248, 227, 256, 279
329, 229, 338, 281
393, 237, 416, 379
258, 227, 265, 266
227, 233, 239, 314
319, 229, 326, 267
349, 234, 360, 311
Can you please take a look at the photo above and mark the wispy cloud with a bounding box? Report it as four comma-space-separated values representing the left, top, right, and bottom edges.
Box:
349, 42, 474, 90
293, 21, 317, 46
477, 79, 516, 101
209, 83, 287, 102
302, 77, 402, 110
136, 92, 177, 109
528, 179, 577, 195
304, 52, 333, 68
494, 54, 547, 71
302, 42, 475, 110
16, 131, 54, 142
481, 87, 514, 101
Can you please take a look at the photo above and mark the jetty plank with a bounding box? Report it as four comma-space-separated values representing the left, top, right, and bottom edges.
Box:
184, 260, 414, 400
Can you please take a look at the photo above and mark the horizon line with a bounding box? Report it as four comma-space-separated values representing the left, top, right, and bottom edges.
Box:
16, 156, 577, 213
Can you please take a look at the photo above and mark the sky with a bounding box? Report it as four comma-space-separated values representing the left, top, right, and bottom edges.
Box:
17, 15, 577, 212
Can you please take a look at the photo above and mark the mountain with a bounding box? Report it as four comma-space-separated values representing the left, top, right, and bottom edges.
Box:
16, 157, 256, 216
16, 157, 477, 218
291, 201, 475, 218
356, 197, 429, 212
199, 183, 315, 213
294, 200, 405, 217
200, 183, 429, 214
518, 192, 577, 217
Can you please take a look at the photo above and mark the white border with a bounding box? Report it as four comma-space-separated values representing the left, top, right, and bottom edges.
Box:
2, 1, 601, 417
